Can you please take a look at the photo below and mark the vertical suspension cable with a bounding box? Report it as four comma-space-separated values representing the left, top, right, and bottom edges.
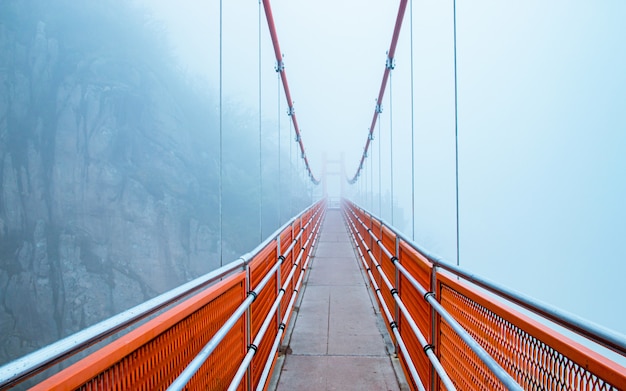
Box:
277, 70, 281, 225
389, 71, 394, 226
296, 130, 301, 207
410, 0, 416, 240
370, 138, 374, 211
218, 0, 223, 266
258, 0, 263, 241
360, 167, 364, 204
378, 112, 382, 216
361, 159, 368, 207
453, 0, 460, 266
289, 119, 293, 215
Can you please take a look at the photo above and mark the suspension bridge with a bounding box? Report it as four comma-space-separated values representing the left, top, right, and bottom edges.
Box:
1, 0, 625, 390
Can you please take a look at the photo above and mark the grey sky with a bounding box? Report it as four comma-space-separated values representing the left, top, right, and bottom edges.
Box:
135, 0, 626, 339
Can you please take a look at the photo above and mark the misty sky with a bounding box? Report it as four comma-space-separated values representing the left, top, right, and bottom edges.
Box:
134, 0, 626, 341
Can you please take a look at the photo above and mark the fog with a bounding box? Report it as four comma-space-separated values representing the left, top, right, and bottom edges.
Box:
136, 0, 626, 338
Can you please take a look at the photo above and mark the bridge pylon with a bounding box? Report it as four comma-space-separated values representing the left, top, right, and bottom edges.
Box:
322, 153, 345, 206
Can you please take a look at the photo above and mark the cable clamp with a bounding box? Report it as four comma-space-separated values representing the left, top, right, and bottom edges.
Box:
366, 248, 372, 253
389, 321, 398, 329
423, 291, 435, 301
368, 132, 374, 141
390, 256, 398, 264
247, 291, 258, 300
423, 344, 435, 353
248, 343, 258, 352
275, 60, 285, 72
375, 104, 383, 114
278, 255, 286, 262
386, 56, 396, 70
279, 323, 286, 331
390, 288, 398, 296
288, 106, 295, 116
279, 288, 286, 294
375, 288, 381, 293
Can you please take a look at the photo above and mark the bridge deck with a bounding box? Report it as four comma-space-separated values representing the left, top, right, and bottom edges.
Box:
272, 209, 406, 390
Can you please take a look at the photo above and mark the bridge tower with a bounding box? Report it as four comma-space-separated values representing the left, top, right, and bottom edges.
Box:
322, 153, 345, 205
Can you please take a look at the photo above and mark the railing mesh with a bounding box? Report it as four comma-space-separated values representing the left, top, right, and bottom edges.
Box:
43, 273, 248, 391
439, 280, 621, 391
342, 199, 626, 391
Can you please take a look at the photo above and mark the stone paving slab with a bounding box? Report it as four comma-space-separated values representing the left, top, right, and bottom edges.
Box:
273, 210, 404, 391
277, 356, 400, 391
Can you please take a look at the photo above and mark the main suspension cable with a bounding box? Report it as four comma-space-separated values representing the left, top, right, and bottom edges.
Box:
261, 0, 319, 184
348, 0, 408, 184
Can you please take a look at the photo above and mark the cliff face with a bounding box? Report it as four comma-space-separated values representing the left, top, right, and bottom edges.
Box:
0, 1, 298, 365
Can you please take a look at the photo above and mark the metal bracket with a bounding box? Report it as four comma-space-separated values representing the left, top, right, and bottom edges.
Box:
287, 106, 295, 116
386, 56, 395, 70
275, 60, 285, 73
295, 134, 300, 142
368, 132, 374, 141
375, 104, 383, 114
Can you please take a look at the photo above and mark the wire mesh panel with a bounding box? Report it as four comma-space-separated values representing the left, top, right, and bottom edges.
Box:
248, 245, 279, 388
33, 272, 247, 391
437, 273, 626, 390
397, 241, 433, 390
342, 199, 626, 391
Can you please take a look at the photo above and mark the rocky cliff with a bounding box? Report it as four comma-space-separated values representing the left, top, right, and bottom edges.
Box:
0, 0, 308, 365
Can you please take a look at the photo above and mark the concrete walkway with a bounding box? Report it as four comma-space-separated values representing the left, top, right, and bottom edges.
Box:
272, 209, 405, 391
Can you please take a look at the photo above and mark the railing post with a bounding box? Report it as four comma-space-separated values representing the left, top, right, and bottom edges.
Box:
394, 235, 400, 356
245, 260, 252, 391
430, 264, 438, 391
276, 236, 282, 334
369, 211, 374, 277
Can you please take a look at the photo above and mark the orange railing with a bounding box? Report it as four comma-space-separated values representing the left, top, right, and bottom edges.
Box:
1, 200, 325, 390
342, 199, 626, 391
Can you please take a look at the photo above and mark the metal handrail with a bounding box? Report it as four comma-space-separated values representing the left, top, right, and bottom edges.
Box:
228, 210, 325, 391
0, 260, 243, 389
344, 214, 427, 391
255, 210, 323, 390
346, 202, 524, 389
343, 211, 456, 391
168, 202, 325, 390
0, 200, 322, 389
346, 199, 626, 356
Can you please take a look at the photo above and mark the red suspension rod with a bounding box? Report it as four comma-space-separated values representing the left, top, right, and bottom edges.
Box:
349, 0, 408, 184
261, 0, 319, 185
